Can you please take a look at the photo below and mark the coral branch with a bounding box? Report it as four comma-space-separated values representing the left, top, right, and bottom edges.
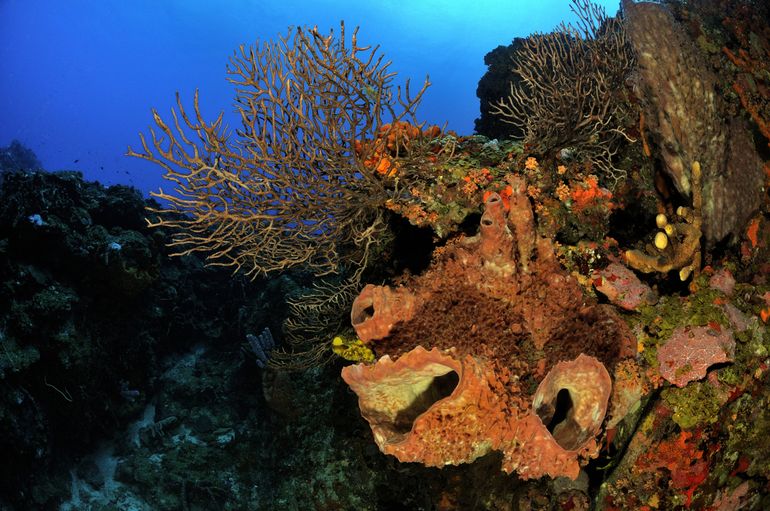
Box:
129, 23, 430, 279
625, 161, 703, 280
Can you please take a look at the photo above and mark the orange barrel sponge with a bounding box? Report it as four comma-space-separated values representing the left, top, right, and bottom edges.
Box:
350, 284, 421, 343
342, 346, 613, 480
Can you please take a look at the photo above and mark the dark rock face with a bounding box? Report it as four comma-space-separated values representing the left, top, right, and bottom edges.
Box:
0, 140, 42, 174
0, 169, 276, 508
474, 40, 526, 141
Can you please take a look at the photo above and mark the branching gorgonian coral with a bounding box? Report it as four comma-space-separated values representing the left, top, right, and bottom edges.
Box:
128, 22, 429, 280
491, 0, 635, 185
129, 23, 431, 369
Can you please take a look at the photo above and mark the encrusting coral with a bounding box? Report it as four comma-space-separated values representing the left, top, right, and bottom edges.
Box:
657, 324, 735, 388
342, 176, 636, 479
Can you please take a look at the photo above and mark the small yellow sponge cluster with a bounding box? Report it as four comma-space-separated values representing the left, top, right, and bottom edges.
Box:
332, 335, 375, 363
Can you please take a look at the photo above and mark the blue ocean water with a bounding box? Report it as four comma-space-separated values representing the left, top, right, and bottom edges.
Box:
0, 0, 618, 195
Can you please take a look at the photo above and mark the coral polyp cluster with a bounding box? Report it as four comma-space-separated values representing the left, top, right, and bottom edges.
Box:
342, 180, 635, 479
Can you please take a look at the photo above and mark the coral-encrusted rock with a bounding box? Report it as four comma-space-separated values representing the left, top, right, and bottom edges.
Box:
657, 325, 736, 387
722, 303, 750, 332
709, 268, 736, 296
622, 0, 764, 244
607, 359, 648, 429
344, 184, 635, 479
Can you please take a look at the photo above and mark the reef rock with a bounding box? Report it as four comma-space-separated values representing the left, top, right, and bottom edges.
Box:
622, 0, 764, 245
343, 177, 635, 479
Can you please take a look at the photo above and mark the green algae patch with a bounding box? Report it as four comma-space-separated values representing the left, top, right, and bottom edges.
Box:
633, 280, 730, 369
662, 381, 725, 429
719, 318, 769, 386
719, 391, 770, 480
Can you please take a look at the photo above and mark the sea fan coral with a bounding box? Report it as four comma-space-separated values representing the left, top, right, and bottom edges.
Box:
491, 0, 635, 185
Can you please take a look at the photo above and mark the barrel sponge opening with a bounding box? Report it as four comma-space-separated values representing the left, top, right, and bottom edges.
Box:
532, 354, 612, 451
341, 347, 461, 444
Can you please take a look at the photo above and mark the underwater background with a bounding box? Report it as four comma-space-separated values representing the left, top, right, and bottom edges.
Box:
1, 0, 770, 510
1, 0, 618, 195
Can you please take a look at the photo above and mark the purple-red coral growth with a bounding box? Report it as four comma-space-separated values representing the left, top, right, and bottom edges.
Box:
657, 325, 735, 387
